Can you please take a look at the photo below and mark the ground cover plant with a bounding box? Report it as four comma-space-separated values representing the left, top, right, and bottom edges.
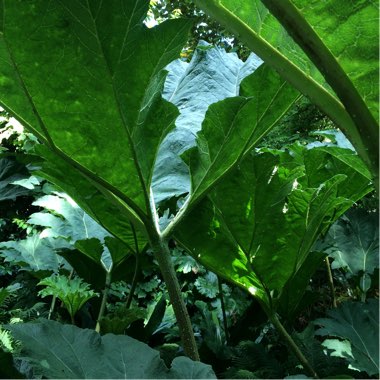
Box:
0, 0, 378, 378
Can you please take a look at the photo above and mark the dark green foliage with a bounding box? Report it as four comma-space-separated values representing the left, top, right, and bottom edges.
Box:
99, 306, 146, 335
0, 283, 20, 309
224, 324, 357, 379
127, 294, 168, 342
0, 1, 377, 378
0, 272, 49, 326
278, 252, 326, 323
0, 158, 30, 202
195, 300, 225, 354
0, 110, 42, 244
144, 294, 167, 338
322, 209, 379, 299
195, 272, 219, 299
0, 348, 25, 379
0, 157, 39, 243
159, 343, 181, 367
315, 299, 379, 377
259, 98, 335, 149
289, 324, 353, 378
172, 248, 201, 274
224, 340, 283, 379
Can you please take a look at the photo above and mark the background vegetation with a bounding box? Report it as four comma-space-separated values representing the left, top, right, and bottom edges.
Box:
0, 0, 378, 378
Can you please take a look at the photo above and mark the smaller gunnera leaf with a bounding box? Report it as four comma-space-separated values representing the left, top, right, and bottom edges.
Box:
38, 275, 98, 320
315, 299, 379, 377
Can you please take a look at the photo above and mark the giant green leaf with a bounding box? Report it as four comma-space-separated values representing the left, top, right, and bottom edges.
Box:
178, 196, 266, 300
8, 319, 216, 379
0, 0, 301, 241
176, 145, 371, 309
315, 299, 379, 377
0, 0, 192, 225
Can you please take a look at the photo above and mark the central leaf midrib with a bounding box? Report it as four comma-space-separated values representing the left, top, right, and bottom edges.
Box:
59, 329, 88, 377
82, 0, 150, 214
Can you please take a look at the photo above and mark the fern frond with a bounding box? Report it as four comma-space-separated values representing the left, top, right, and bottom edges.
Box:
0, 327, 15, 352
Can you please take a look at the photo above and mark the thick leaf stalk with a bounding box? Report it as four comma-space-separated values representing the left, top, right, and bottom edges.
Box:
48, 295, 56, 320
149, 233, 200, 361
325, 258, 337, 308
126, 224, 143, 309
217, 276, 229, 345
96, 272, 112, 333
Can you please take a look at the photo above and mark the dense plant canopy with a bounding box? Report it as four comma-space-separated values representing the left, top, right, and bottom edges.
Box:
0, 0, 378, 378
